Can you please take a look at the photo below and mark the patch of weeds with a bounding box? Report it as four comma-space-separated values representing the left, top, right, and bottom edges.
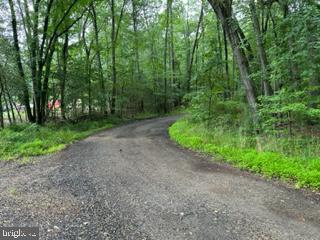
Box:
8, 187, 18, 196
0, 119, 116, 161
169, 119, 320, 190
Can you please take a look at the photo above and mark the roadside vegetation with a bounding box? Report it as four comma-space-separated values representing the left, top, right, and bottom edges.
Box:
170, 112, 320, 189
0, 109, 182, 161
0, 0, 319, 187
0, 118, 117, 161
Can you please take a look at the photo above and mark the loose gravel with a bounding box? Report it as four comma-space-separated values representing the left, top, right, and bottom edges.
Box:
0, 116, 319, 240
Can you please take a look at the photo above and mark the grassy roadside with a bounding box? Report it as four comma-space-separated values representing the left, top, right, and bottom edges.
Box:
0, 118, 120, 161
0, 110, 178, 162
169, 119, 320, 189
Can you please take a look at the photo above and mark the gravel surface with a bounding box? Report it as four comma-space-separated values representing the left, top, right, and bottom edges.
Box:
0, 116, 319, 240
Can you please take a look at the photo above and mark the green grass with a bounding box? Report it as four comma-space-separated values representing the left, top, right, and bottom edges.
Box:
0, 118, 123, 161
169, 119, 320, 189
0, 108, 184, 162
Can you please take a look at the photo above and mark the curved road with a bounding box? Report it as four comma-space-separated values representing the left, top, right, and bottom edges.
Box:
1, 116, 320, 239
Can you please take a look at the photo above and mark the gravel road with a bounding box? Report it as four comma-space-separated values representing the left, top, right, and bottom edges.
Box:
0, 116, 319, 240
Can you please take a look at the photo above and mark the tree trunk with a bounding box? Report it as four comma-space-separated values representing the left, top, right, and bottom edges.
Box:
187, 5, 204, 93
82, 17, 92, 116
91, 5, 107, 115
61, 32, 69, 119
40, 45, 56, 123
163, 0, 171, 113
223, 28, 231, 98
8, 0, 34, 122
217, 20, 223, 73
30, 0, 42, 124
208, 0, 259, 124
0, 76, 4, 128
1, 81, 12, 125
12, 101, 23, 123
131, 0, 143, 111
168, 0, 178, 106
0, 89, 3, 128
5, 87, 16, 124
111, 0, 117, 114
249, 0, 273, 96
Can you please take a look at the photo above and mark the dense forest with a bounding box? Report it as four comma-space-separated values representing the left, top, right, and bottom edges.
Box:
0, 0, 319, 127
1, 0, 320, 187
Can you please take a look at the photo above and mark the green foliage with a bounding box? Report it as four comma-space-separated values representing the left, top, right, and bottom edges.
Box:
186, 89, 248, 128
0, 119, 115, 161
0, 110, 179, 161
169, 118, 320, 189
259, 89, 320, 133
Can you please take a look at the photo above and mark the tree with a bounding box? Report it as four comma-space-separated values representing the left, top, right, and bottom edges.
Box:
60, 32, 69, 119
207, 0, 258, 124
187, 4, 203, 93
249, 0, 273, 96
8, 0, 34, 122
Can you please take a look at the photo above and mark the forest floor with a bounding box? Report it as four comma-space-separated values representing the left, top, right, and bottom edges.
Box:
0, 116, 319, 239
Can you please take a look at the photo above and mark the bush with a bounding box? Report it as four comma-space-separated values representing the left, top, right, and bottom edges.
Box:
186, 90, 248, 127
259, 89, 320, 134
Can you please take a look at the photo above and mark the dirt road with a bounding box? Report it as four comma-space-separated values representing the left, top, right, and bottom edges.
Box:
0, 116, 319, 239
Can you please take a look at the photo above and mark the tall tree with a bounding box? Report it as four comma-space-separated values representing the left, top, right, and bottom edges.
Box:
60, 32, 69, 119
207, 0, 259, 123
0, 75, 4, 128
187, 5, 204, 93
91, 4, 107, 115
249, 0, 273, 96
8, 0, 34, 122
163, 0, 171, 113
110, 0, 127, 114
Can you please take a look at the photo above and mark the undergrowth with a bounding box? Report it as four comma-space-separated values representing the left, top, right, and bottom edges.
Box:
169, 118, 320, 189
0, 118, 121, 161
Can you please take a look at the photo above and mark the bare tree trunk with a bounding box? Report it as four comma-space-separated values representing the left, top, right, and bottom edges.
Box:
163, 0, 170, 113
31, 0, 42, 124
110, 0, 127, 114
110, 0, 119, 114
168, 0, 178, 106
12, 101, 23, 123
249, 0, 273, 96
1, 81, 12, 125
223, 28, 231, 98
91, 5, 107, 115
87, 58, 92, 116
208, 0, 259, 124
5, 87, 16, 124
217, 20, 223, 73
41, 46, 56, 123
184, 22, 191, 92
61, 32, 69, 119
8, 0, 34, 122
82, 16, 92, 116
0, 90, 3, 128
1, 74, 16, 123
0, 76, 4, 128
187, 5, 204, 93
131, 0, 144, 111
